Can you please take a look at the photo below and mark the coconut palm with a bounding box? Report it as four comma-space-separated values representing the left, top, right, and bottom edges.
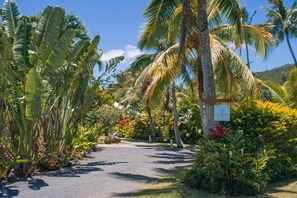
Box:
240, 8, 257, 69
263, 0, 297, 67
138, 0, 273, 138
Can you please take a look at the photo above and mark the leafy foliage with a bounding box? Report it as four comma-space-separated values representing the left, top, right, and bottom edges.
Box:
25, 68, 45, 121
285, 68, 297, 108
185, 130, 272, 196
226, 101, 297, 181
86, 106, 122, 135
2, 0, 20, 39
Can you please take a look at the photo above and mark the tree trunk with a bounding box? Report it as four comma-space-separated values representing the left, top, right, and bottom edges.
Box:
198, 0, 217, 138
172, 81, 184, 149
197, 55, 208, 134
245, 41, 251, 69
145, 102, 155, 140
285, 32, 297, 68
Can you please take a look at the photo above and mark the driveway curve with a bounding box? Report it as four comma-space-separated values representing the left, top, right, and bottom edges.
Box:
0, 140, 194, 198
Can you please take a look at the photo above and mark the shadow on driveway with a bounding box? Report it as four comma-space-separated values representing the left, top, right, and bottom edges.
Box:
44, 161, 128, 178
109, 172, 158, 183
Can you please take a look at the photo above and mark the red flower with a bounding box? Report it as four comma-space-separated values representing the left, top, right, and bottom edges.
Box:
119, 119, 130, 126
209, 123, 226, 139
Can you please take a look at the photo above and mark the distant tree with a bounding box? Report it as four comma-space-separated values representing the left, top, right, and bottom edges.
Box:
263, 0, 297, 68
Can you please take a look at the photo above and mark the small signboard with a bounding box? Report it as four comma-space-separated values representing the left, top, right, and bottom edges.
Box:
214, 104, 230, 121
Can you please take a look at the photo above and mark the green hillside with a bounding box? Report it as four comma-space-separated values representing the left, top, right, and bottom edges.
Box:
254, 64, 295, 84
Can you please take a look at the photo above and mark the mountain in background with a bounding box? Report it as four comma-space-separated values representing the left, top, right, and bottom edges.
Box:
254, 64, 295, 84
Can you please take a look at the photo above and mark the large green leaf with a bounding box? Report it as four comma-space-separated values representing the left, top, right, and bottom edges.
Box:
30, 6, 65, 65
2, 0, 20, 39
43, 29, 75, 76
13, 17, 33, 71
25, 68, 45, 121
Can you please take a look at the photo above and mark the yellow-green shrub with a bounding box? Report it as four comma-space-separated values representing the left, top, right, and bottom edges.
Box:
226, 101, 297, 181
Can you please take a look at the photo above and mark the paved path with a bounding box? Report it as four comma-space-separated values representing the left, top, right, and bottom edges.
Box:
0, 140, 194, 198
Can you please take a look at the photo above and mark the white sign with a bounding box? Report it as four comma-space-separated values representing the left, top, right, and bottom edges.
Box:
214, 104, 230, 121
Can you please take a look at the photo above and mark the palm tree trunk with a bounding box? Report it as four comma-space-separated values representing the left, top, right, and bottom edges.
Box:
172, 81, 184, 149
198, 0, 217, 138
285, 32, 297, 68
145, 102, 155, 140
245, 41, 251, 69
197, 55, 208, 134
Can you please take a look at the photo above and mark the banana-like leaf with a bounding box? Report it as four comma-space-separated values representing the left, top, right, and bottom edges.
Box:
68, 40, 88, 62
13, 17, 33, 71
44, 29, 75, 77
2, 0, 20, 39
30, 6, 65, 65
92, 35, 100, 48
25, 68, 45, 120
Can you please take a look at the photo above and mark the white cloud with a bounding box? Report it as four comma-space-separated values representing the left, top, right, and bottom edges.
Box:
125, 45, 142, 59
101, 45, 142, 63
101, 49, 125, 62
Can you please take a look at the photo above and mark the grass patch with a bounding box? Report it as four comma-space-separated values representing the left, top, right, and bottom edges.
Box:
129, 168, 297, 198
130, 169, 219, 198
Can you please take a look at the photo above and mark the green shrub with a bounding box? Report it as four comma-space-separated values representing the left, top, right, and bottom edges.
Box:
71, 125, 100, 160
131, 119, 151, 140
178, 92, 202, 144
86, 105, 122, 135
185, 130, 272, 196
226, 101, 297, 181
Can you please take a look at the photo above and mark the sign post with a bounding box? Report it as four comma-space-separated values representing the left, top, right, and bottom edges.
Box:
214, 104, 230, 121
202, 98, 233, 122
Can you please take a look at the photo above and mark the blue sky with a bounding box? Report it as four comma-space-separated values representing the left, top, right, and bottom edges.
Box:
8, 0, 297, 74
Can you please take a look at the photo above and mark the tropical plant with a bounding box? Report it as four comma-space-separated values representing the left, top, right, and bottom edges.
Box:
138, 0, 273, 138
185, 129, 272, 196
0, 0, 123, 176
285, 68, 297, 108
226, 101, 297, 181
263, 0, 297, 67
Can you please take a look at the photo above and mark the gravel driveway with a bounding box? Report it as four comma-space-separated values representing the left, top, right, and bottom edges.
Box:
0, 140, 194, 198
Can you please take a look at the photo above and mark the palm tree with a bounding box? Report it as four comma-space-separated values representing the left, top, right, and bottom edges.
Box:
241, 8, 257, 69
197, 0, 217, 137
114, 69, 157, 140
139, 0, 273, 138
263, 0, 297, 67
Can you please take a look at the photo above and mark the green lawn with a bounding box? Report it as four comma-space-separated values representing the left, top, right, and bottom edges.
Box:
129, 168, 297, 198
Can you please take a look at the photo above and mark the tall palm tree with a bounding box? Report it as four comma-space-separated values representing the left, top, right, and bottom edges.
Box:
263, 0, 297, 67
140, 48, 185, 148
197, 0, 217, 137
139, 0, 273, 138
241, 8, 257, 69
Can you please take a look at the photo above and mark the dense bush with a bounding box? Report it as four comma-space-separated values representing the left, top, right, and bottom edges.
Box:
86, 106, 122, 135
226, 101, 297, 181
131, 119, 151, 140
185, 130, 272, 196
178, 93, 202, 144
